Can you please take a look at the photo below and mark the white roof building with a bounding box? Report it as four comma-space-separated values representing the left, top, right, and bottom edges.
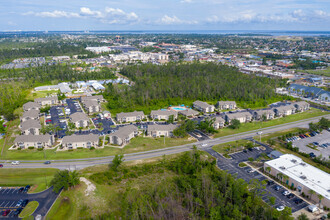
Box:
265, 154, 330, 207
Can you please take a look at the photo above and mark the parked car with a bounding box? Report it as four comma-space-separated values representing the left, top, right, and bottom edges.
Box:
276, 205, 285, 211
16, 199, 23, 207
282, 190, 290, 196
18, 187, 24, 192
243, 149, 248, 153
275, 185, 282, 191
11, 161, 20, 165
21, 199, 29, 207
309, 152, 316, 158
2, 209, 10, 216
287, 193, 295, 199
0, 164, 3, 168
23, 185, 30, 193
267, 180, 275, 185
12, 207, 22, 216
313, 142, 319, 146
294, 198, 303, 204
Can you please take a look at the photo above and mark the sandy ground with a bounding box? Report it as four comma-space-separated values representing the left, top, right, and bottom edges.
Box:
80, 177, 96, 196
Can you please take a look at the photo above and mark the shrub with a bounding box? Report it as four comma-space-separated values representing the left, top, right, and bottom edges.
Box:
68, 149, 74, 152
90, 147, 95, 150
28, 146, 34, 149
77, 147, 83, 149
17, 148, 21, 150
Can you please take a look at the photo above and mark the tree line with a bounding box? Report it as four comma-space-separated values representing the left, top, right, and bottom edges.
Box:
103, 62, 288, 115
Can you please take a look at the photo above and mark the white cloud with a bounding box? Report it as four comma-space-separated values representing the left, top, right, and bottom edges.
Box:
181, 0, 193, 3
314, 10, 329, 17
23, 7, 139, 25
159, 15, 198, 25
24, 10, 80, 18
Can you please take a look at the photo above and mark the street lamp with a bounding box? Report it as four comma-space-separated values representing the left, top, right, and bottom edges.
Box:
257, 131, 263, 142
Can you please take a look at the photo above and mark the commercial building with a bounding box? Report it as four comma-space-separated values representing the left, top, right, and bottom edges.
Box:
264, 154, 330, 208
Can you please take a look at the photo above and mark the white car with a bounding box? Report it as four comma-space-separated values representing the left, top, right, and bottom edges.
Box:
202, 144, 208, 147
11, 161, 20, 165
282, 190, 290, 196
276, 206, 285, 211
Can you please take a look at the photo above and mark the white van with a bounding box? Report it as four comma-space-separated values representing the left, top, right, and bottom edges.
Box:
308, 205, 318, 213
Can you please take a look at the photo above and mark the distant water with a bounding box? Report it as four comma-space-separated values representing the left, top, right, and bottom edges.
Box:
1, 30, 330, 36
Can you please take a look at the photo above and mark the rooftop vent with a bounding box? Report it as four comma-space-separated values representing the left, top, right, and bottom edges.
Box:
291, 159, 297, 163
300, 175, 307, 180
279, 166, 286, 170
300, 162, 306, 166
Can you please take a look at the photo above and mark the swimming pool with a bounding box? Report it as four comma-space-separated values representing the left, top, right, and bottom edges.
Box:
172, 107, 186, 111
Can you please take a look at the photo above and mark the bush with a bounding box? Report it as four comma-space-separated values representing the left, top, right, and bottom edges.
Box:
28, 146, 34, 149
68, 149, 74, 152
77, 147, 83, 149
17, 148, 21, 150
90, 147, 95, 150
37, 147, 44, 151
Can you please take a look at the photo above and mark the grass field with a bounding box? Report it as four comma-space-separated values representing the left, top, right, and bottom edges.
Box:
213, 108, 328, 138
2, 136, 195, 160
19, 201, 39, 218
212, 139, 253, 154
0, 168, 58, 192
26, 89, 59, 100
301, 67, 330, 77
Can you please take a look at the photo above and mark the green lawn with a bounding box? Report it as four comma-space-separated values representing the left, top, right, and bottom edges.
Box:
2, 136, 195, 160
26, 89, 59, 100
19, 201, 39, 218
213, 108, 328, 138
0, 168, 58, 192
300, 67, 330, 77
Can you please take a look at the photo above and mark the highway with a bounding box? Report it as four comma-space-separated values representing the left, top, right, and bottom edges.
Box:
1, 115, 329, 170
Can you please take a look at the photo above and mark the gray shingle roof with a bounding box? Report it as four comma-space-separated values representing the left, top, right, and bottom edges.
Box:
294, 101, 309, 108
22, 109, 40, 118
148, 124, 178, 132
226, 112, 252, 120
217, 101, 236, 105
117, 111, 145, 119
23, 102, 40, 111
150, 110, 178, 117
83, 100, 99, 108
253, 109, 274, 116
62, 134, 99, 144
81, 95, 104, 102
110, 125, 138, 139
35, 96, 58, 103
70, 112, 89, 123
178, 109, 199, 116
274, 104, 296, 112
20, 119, 41, 130
14, 134, 52, 143
193, 100, 213, 109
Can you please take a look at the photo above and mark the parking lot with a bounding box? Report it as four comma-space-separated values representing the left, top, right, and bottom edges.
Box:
292, 130, 330, 159
0, 187, 60, 219
204, 145, 309, 213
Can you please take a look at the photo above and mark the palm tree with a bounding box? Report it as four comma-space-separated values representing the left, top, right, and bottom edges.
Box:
282, 175, 289, 185
318, 194, 324, 208
265, 167, 271, 174
308, 189, 315, 200
277, 173, 283, 182
69, 170, 80, 188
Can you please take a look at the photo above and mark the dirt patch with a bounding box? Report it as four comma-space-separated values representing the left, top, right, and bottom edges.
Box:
80, 177, 96, 196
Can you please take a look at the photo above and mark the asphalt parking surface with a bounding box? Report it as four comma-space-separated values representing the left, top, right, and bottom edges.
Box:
292, 131, 330, 159
0, 187, 59, 219
204, 145, 309, 213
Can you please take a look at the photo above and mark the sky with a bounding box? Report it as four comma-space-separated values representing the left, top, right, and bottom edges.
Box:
1, 0, 330, 31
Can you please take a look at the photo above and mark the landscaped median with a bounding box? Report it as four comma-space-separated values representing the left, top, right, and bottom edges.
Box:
19, 201, 39, 219
213, 108, 328, 138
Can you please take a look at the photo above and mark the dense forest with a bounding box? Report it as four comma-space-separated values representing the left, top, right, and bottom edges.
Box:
0, 42, 96, 64
103, 62, 289, 114
91, 150, 293, 219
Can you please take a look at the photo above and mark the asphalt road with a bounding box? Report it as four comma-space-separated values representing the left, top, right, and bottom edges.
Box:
1, 115, 329, 170
0, 187, 59, 219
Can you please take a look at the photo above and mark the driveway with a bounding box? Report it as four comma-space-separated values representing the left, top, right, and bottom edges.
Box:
0, 186, 60, 219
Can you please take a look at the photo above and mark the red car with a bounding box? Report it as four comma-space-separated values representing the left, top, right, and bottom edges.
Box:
46, 119, 52, 122
2, 209, 10, 216
0, 164, 3, 167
